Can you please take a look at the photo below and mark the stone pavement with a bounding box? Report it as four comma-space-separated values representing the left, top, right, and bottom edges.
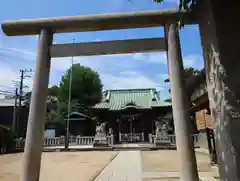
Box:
142, 171, 219, 181
93, 150, 219, 181
94, 151, 142, 181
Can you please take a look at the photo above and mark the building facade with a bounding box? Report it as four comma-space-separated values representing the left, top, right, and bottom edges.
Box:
91, 88, 172, 143
188, 69, 217, 164
0, 98, 29, 137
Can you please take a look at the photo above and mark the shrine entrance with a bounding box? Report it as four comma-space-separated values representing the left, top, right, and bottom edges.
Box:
118, 113, 144, 142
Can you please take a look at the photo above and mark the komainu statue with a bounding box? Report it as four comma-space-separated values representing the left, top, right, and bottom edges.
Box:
96, 122, 107, 134
93, 122, 108, 147
155, 120, 170, 145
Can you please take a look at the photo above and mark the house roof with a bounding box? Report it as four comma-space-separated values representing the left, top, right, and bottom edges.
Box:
0, 124, 11, 131
93, 88, 171, 110
64, 111, 92, 121
0, 98, 20, 107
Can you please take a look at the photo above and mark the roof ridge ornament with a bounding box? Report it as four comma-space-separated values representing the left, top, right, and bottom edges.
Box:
123, 100, 137, 106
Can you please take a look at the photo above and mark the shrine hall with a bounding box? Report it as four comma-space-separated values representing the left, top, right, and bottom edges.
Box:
91, 88, 172, 143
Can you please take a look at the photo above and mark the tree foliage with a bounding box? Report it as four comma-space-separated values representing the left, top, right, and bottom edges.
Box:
164, 67, 201, 83
164, 67, 201, 103
48, 85, 59, 97
59, 63, 103, 108
154, 0, 200, 28
154, 0, 199, 12
23, 64, 103, 124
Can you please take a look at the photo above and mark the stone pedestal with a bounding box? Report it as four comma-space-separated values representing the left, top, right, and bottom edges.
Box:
154, 137, 171, 146
93, 133, 108, 147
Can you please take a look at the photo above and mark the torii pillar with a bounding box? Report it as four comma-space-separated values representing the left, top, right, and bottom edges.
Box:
21, 29, 53, 181
165, 22, 199, 181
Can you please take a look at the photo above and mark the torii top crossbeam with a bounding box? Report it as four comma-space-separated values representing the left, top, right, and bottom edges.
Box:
1, 9, 194, 36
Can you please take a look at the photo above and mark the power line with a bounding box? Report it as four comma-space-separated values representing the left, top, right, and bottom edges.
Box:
0, 52, 16, 65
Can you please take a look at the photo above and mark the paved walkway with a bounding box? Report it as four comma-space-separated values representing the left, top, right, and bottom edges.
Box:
94, 151, 142, 181
142, 171, 218, 181
93, 150, 219, 181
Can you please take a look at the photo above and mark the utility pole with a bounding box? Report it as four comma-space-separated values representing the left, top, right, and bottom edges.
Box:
12, 88, 18, 133
65, 39, 75, 149
19, 69, 24, 108
16, 68, 32, 137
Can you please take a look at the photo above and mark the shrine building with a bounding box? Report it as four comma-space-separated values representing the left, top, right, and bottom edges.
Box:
91, 88, 172, 143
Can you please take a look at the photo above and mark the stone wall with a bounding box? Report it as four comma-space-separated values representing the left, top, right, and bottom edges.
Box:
198, 0, 240, 180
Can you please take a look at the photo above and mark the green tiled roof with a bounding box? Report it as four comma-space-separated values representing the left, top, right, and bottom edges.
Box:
93, 88, 171, 110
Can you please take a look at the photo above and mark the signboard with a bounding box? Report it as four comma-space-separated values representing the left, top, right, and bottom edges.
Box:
44, 129, 55, 138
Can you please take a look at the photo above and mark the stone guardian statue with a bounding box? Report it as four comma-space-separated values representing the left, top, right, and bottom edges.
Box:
93, 122, 108, 147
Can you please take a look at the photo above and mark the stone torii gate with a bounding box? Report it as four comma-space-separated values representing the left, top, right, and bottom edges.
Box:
2, 9, 199, 181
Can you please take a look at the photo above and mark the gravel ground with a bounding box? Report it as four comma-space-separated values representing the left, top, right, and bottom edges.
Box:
0, 151, 118, 181
141, 150, 211, 172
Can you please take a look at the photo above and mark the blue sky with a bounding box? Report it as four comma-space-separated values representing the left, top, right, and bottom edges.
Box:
0, 0, 204, 100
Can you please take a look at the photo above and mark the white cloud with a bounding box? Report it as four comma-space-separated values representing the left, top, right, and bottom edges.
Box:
106, 0, 125, 12
133, 52, 168, 64
120, 71, 139, 76
101, 72, 164, 91
0, 65, 33, 98
0, 48, 35, 93
157, 73, 169, 81
139, 51, 204, 70
51, 57, 74, 71
51, 56, 164, 91
183, 54, 204, 69
0, 44, 203, 101
133, 53, 146, 61
2, 47, 36, 62
148, 52, 167, 64
0, 68, 19, 88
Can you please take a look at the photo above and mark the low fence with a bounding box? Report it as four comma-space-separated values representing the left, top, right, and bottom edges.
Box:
119, 133, 144, 142
75, 135, 114, 145
1, 138, 25, 154
13, 134, 115, 149
1, 134, 202, 154
0, 147, 7, 154
148, 134, 199, 145
43, 137, 64, 146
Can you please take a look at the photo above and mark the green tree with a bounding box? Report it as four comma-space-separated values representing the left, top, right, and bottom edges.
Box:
164, 67, 201, 103
48, 85, 59, 97
22, 86, 59, 109
154, 0, 200, 28
59, 63, 103, 109
155, 0, 199, 12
